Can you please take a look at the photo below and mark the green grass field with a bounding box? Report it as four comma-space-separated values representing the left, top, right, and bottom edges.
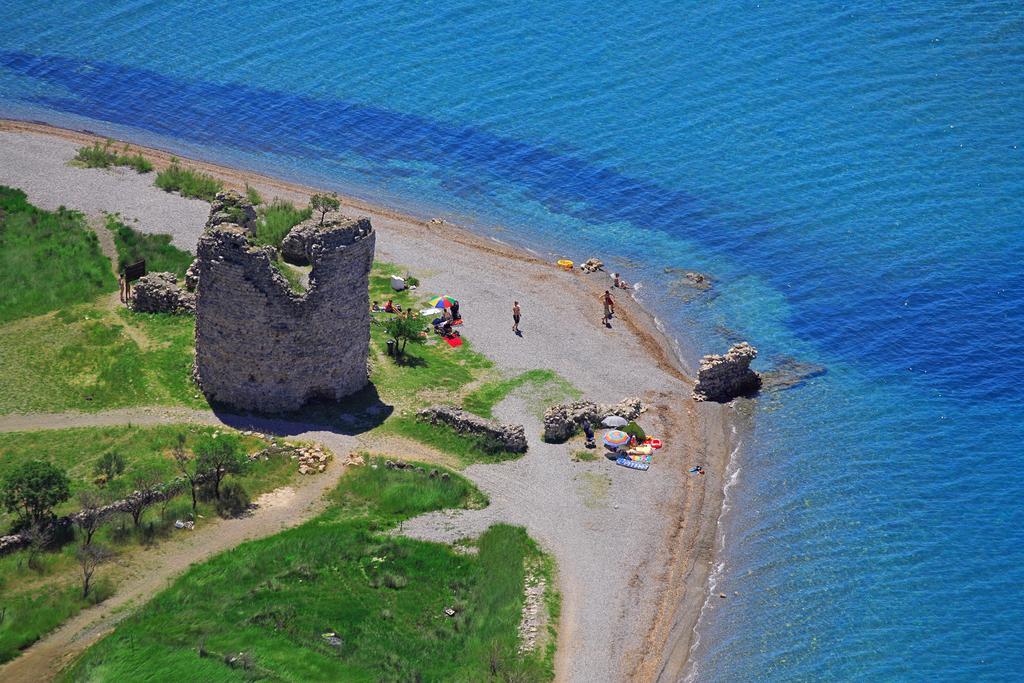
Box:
0, 187, 115, 323
0, 303, 204, 415
65, 462, 554, 682
154, 160, 223, 201
463, 369, 579, 419
107, 214, 193, 278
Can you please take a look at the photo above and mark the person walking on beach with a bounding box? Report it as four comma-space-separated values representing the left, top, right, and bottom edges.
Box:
512, 301, 522, 335
601, 290, 614, 327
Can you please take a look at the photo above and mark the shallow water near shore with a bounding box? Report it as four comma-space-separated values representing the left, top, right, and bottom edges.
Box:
2, 2, 1023, 679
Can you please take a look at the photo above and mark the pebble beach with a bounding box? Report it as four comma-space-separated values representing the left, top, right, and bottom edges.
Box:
0, 121, 734, 682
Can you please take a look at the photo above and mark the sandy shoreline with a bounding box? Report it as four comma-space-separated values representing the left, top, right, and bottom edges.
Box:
0, 118, 733, 682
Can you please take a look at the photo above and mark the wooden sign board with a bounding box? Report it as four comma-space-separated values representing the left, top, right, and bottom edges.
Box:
124, 260, 146, 282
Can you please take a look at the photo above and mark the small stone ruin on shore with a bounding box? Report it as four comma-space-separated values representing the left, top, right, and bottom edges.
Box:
191, 191, 376, 413
542, 397, 646, 443
691, 342, 762, 402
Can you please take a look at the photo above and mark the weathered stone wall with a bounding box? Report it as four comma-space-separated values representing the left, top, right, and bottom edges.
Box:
542, 397, 645, 443
417, 406, 528, 453
193, 212, 375, 413
130, 272, 195, 314
692, 342, 762, 402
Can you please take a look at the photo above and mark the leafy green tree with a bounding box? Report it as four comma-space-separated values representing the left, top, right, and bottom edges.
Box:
195, 434, 247, 501
93, 451, 126, 485
1, 460, 70, 527
309, 192, 340, 226
384, 315, 426, 357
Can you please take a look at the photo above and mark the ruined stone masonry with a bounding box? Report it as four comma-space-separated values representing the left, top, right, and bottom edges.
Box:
542, 397, 646, 443
692, 342, 762, 402
417, 406, 528, 453
193, 192, 375, 412
130, 271, 195, 314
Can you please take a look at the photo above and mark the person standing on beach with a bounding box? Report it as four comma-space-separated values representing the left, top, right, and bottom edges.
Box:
601, 290, 614, 327
512, 301, 521, 335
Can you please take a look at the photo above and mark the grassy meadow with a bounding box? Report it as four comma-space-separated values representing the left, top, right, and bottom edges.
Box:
107, 214, 193, 277
65, 462, 556, 682
0, 187, 115, 323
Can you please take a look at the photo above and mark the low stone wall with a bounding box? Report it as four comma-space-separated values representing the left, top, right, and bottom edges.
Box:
130, 272, 195, 314
692, 342, 762, 402
417, 406, 527, 453
542, 397, 645, 443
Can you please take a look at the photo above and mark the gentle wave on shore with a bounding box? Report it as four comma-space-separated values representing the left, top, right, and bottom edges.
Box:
2, 2, 1023, 679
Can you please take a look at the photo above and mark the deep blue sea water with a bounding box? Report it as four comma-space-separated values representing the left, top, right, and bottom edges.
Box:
2, 2, 1022, 679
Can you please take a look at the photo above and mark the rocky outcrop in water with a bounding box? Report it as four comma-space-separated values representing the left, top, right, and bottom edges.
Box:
692, 342, 762, 402
417, 406, 527, 453
129, 271, 195, 314
542, 397, 646, 443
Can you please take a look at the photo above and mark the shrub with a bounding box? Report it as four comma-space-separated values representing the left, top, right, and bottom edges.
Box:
253, 200, 311, 248
215, 481, 250, 518
93, 451, 126, 484
404, 274, 420, 287
623, 421, 646, 443
73, 140, 152, 173
154, 159, 223, 201
245, 184, 263, 206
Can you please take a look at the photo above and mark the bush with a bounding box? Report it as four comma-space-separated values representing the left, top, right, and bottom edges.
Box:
154, 159, 223, 201
245, 184, 263, 206
253, 200, 311, 248
73, 140, 153, 173
623, 421, 646, 443
215, 481, 250, 518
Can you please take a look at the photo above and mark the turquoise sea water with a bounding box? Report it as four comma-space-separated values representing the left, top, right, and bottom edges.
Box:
1, 2, 1022, 679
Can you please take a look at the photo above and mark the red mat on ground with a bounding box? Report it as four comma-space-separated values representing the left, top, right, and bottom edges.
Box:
445, 336, 463, 347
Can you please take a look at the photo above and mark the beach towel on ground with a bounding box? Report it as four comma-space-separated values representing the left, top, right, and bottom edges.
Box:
445, 336, 463, 348
616, 456, 649, 471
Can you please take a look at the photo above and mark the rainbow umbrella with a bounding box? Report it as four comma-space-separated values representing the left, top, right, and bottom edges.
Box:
603, 430, 630, 450
429, 296, 457, 309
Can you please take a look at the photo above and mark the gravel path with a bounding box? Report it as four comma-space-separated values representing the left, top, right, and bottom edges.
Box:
0, 125, 732, 682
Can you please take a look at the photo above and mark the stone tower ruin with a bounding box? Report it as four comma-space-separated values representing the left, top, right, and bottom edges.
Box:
193, 191, 375, 412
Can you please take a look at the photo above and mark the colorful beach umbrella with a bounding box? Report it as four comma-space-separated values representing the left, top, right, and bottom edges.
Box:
428, 295, 457, 309
603, 430, 630, 449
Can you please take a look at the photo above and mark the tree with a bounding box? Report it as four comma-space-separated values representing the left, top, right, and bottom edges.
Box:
195, 434, 247, 501
1, 460, 70, 528
121, 465, 162, 528
309, 192, 340, 226
384, 315, 425, 358
76, 543, 113, 599
172, 433, 200, 513
75, 490, 107, 546
24, 519, 54, 573
93, 451, 126, 485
